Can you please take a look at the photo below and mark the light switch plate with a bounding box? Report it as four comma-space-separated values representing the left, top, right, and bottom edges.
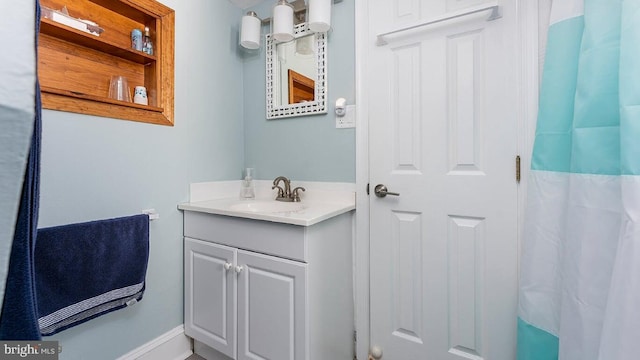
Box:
336, 105, 356, 128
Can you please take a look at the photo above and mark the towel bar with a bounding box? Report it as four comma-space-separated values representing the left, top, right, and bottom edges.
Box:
142, 208, 159, 220
376, 2, 501, 46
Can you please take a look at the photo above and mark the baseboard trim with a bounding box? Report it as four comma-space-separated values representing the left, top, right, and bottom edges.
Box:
117, 325, 193, 360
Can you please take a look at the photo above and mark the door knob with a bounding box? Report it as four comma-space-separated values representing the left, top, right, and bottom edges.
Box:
235, 265, 244, 274
369, 346, 383, 359
224, 262, 232, 271
374, 184, 400, 198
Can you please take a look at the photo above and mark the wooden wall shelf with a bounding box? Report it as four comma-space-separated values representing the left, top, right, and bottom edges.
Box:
38, 0, 175, 126
40, 19, 158, 64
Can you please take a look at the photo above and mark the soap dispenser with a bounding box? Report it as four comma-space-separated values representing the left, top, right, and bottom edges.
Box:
240, 168, 255, 199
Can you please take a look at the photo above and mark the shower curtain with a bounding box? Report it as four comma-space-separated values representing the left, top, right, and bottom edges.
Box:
517, 0, 640, 359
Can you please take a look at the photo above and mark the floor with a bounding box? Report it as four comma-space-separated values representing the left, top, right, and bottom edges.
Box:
185, 354, 206, 360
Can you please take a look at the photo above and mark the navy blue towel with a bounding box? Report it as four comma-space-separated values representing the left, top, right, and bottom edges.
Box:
34, 214, 149, 335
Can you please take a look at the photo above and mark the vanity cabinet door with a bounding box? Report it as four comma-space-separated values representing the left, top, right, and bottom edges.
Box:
184, 238, 237, 359
236, 250, 307, 360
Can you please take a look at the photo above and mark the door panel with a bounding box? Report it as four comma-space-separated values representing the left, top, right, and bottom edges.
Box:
447, 216, 486, 358
369, 1, 519, 359
389, 210, 424, 345
236, 250, 307, 360
184, 238, 236, 359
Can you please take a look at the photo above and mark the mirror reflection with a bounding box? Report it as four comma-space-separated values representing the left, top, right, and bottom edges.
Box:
266, 24, 327, 119
275, 34, 316, 106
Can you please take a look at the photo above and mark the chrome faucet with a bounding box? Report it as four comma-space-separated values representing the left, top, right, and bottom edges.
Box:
272, 176, 291, 200
272, 176, 305, 202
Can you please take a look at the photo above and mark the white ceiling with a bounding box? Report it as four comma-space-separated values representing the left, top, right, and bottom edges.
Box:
227, 0, 266, 9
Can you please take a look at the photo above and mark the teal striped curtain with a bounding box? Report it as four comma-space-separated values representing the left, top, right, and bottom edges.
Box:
517, 0, 640, 359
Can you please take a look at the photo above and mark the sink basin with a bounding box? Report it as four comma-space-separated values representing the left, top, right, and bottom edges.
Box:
228, 200, 305, 213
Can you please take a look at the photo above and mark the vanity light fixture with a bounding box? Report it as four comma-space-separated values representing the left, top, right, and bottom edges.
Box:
272, 0, 295, 42
240, 11, 261, 49
307, 0, 331, 32
239, 0, 341, 50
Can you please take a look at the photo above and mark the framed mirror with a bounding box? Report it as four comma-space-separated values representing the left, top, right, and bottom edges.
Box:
266, 23, 327, 119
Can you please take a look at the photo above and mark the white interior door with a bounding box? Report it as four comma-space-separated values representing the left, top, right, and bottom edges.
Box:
368, 1, 520, 359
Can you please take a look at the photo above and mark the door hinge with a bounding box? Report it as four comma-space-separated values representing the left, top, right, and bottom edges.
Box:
353, 330, 358, 360
366, 183, 370, 195
516, 155, 521, 183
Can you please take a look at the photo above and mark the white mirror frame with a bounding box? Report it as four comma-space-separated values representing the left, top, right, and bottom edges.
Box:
266, 23, 327, 119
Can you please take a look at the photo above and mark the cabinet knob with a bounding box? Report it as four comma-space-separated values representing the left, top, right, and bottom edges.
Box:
224, 262, 232, 271
235, 265, 244, 273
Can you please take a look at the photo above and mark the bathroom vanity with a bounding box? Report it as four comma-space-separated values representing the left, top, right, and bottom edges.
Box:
178, 181, 355, 360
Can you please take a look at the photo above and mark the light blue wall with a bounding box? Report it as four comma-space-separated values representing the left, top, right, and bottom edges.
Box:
242, 1, 356, 182
37, 1, 245, 359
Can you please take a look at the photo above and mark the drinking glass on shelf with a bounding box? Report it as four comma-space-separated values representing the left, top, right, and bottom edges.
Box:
108, 75, 131, 102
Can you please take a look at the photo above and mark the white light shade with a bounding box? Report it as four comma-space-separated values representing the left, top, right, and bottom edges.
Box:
272, 1, 294, 42
240, 12, 261, 49
308, 0, 331, 32
295, 35, 314, 55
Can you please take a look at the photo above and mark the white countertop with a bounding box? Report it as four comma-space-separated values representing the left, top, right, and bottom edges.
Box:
178, 180, 356, 226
